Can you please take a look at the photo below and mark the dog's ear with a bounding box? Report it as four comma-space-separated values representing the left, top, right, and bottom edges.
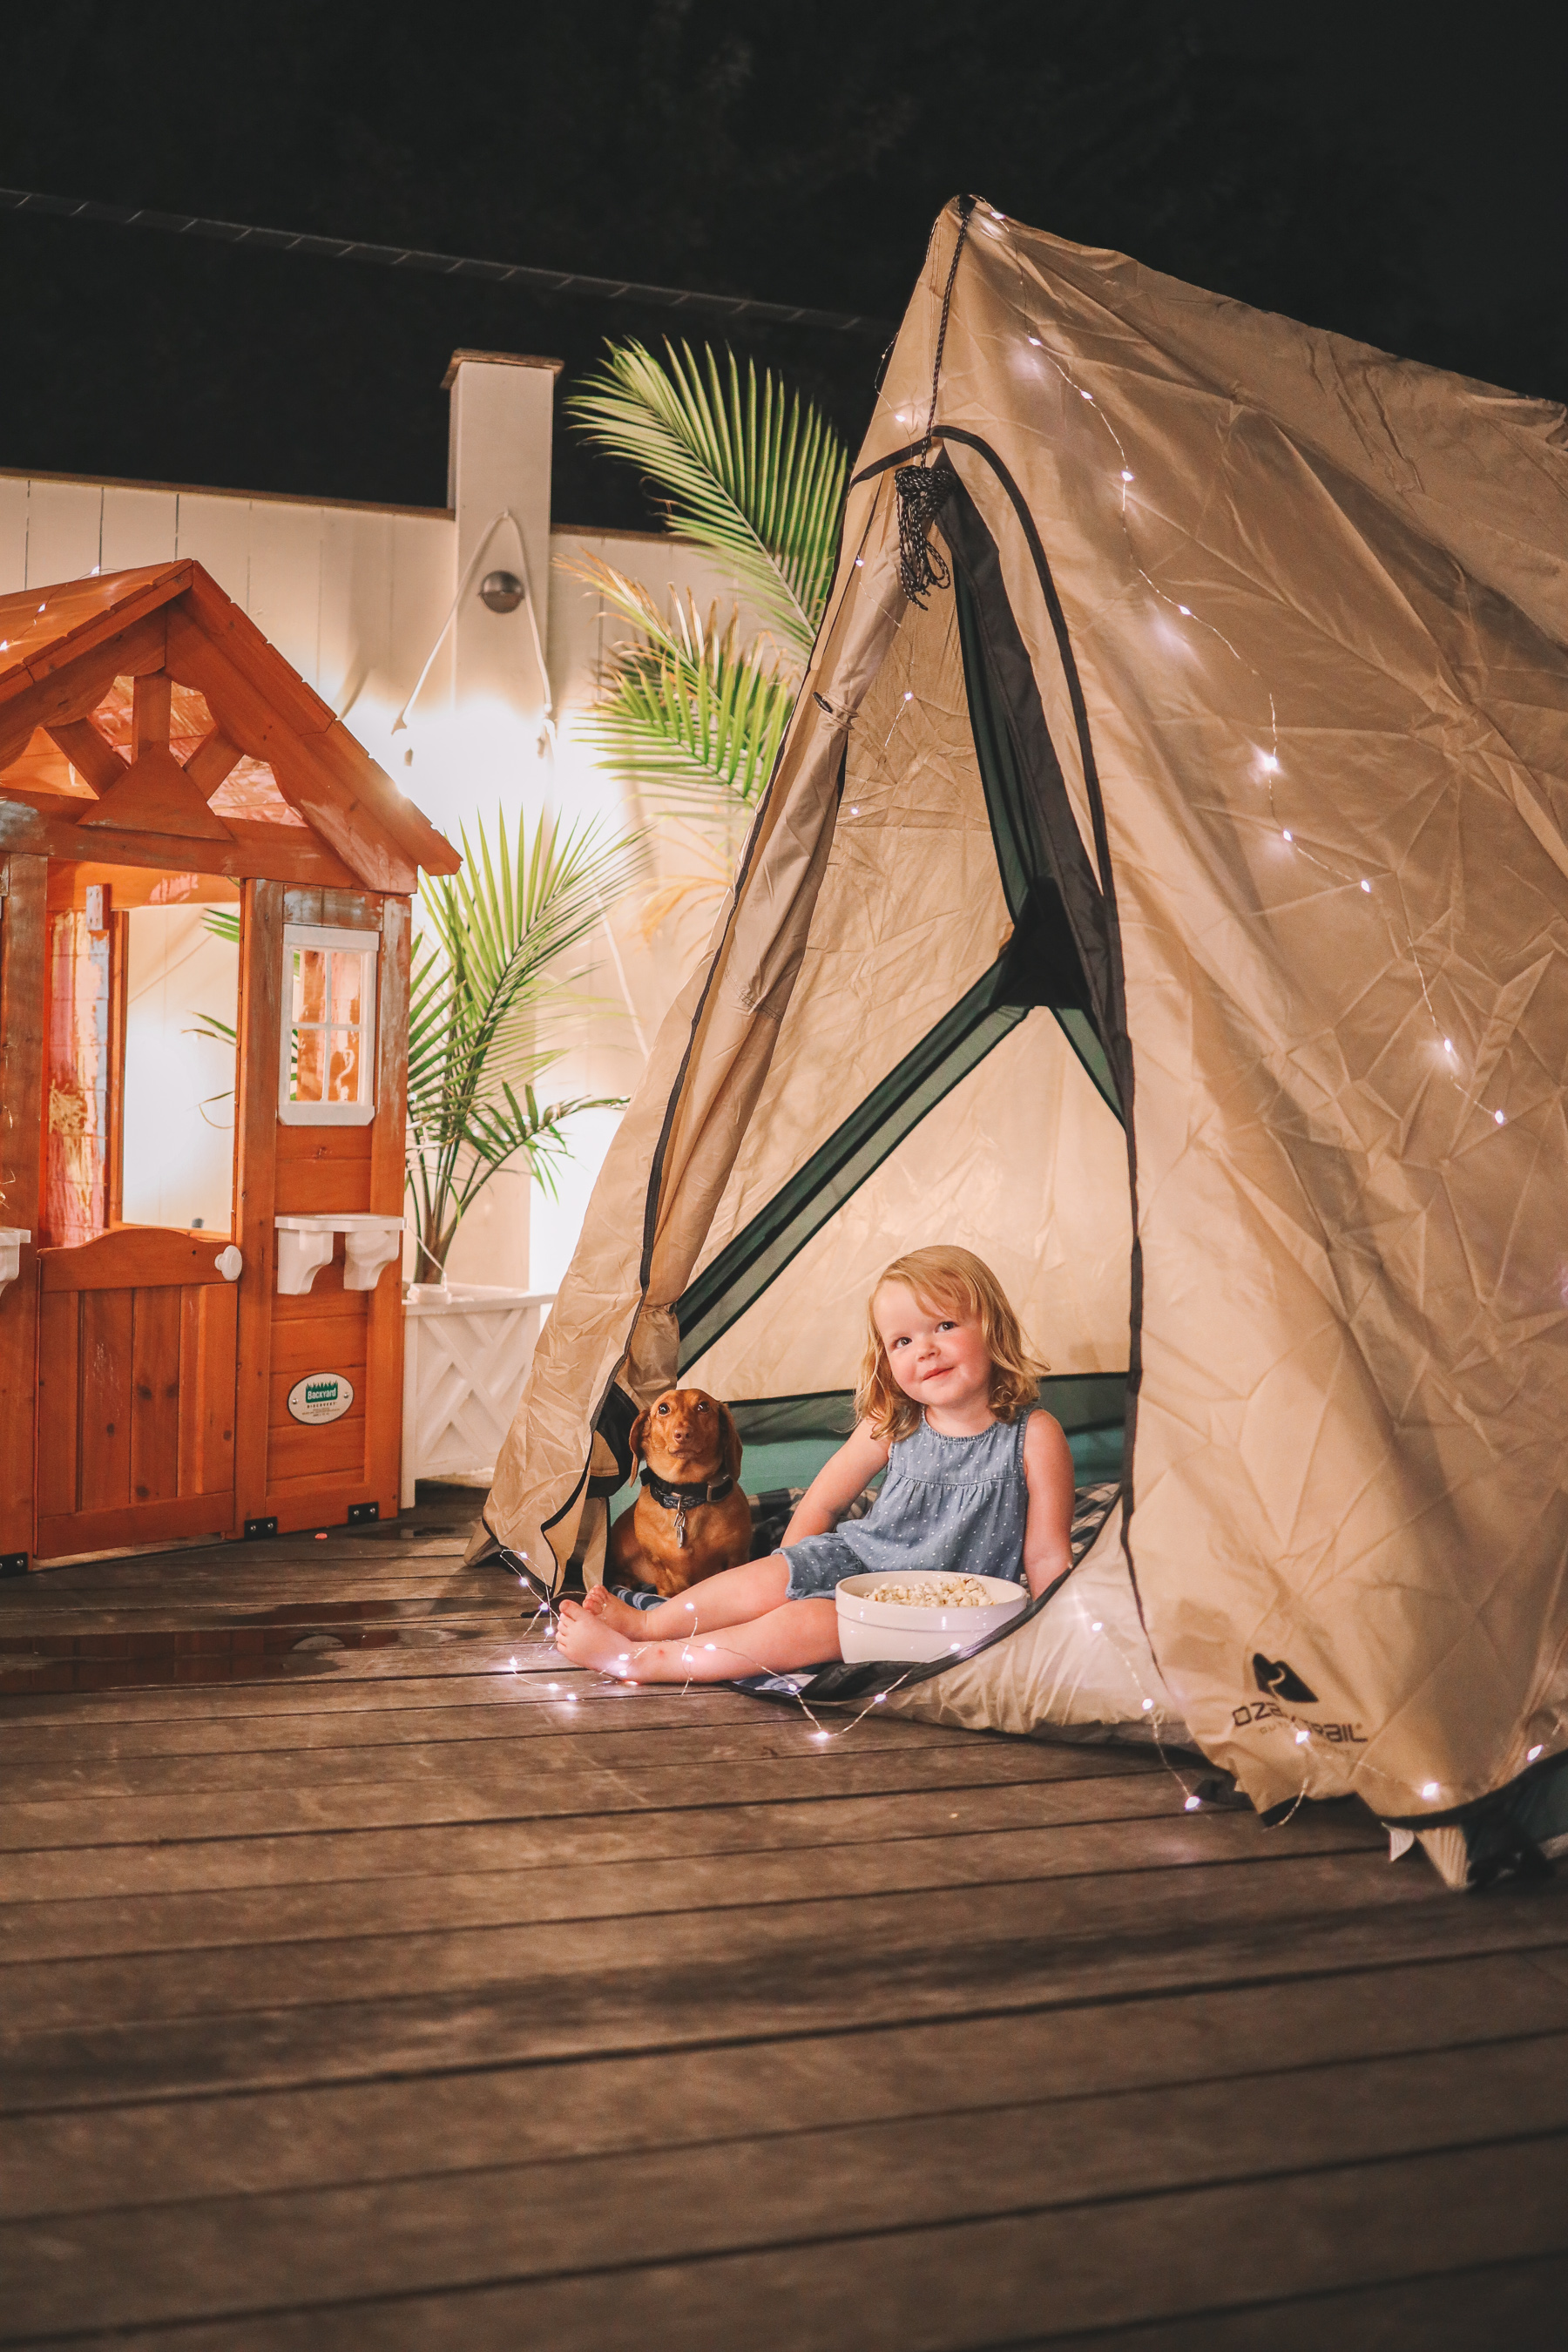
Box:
717, 1400, 744, 1483
628, 1409, 650, 1465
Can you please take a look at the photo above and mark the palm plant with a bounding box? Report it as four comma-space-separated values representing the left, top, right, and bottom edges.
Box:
405, 807, 645, 1285
567, 341, 848, 927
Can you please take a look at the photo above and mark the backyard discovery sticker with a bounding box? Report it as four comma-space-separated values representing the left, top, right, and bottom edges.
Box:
287, 1372, 355, 1426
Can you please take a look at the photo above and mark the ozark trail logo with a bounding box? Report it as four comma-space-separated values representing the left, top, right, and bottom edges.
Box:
1252, 1654, 1319, 1705
1234, 1653, 1363, 1744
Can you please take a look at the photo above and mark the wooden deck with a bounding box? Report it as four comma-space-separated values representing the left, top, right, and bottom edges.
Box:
3, 1493, 1568, 2349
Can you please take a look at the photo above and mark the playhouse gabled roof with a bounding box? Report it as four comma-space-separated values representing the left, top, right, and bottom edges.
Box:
0, 560, 459, 892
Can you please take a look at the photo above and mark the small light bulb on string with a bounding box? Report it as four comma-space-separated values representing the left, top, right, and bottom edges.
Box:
1260, 753, 1280, 774
1177, 605, 1192, 617
1360, 879, 1371, 894
1282, 829, 1293, 843
1141, 1698, 1154, 1713
1184, 1794, 1201, 1812
854, 557, 864, 568
1529, 1744, 1544, 1761
1495, 1110, 1507, 1126
1421, 1780, 1441, 1800
1294, 1728, 1310, 1746
883, 661, 920, 749
1121, 469, 1134, 483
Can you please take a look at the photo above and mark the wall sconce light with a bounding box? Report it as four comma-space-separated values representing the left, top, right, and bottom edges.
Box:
478, 571, 526, 613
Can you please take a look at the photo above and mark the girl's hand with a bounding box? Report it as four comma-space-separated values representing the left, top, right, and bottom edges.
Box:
1021, 1410, 1076, 1598
781, 1418, 891, 1544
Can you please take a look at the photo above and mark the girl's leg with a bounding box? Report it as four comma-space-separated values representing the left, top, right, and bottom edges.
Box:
555, 1592, 841, 1683
574, 1552, 791, 1640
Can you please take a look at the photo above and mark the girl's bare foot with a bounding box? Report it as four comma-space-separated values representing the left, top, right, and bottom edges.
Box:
554, 1605, 642, 1677
580, 1584, 648, 1637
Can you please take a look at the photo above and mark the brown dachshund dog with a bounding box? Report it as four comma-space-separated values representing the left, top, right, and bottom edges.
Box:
606, 1388, 753, 1598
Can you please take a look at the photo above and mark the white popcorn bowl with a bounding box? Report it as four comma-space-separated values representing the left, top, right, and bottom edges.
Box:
835, 1571, 1029, 1664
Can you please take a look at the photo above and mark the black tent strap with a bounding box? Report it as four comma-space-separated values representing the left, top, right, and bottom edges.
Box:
0, 186, 891, 339
953, 553, 1046, 922
728, 1374, 1127, 1448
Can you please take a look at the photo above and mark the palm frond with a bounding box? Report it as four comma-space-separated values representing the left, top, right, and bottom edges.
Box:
567, 340, 847, 658
568, 559, 794, 827
404, 807, 644, 1276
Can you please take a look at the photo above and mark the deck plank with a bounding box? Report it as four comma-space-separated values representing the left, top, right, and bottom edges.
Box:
6, 1952, 1565, 2219
0, 1774, 1213, 1903
8, 2040, 1568, 2340
15, 2140, 1568, 2350
0, 1809, 1386, 1962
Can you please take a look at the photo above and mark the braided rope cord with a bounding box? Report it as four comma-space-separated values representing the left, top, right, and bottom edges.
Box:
895, 195, 976, 605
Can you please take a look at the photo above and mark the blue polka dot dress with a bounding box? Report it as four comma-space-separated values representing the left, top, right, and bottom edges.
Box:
782, 1411, 1035, 1598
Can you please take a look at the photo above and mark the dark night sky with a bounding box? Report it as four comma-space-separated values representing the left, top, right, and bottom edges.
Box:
1, 1, 1563, 529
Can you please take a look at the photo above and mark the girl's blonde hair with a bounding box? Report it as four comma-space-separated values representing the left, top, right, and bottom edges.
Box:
855, 1245, 1047, 1442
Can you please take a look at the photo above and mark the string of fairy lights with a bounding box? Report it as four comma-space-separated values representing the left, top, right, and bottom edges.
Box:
500, 1518, 1214, 1813
503, 1564, 925, 1743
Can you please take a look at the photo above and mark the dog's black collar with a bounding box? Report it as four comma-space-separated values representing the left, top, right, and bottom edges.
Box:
641, 1468, 735, 1511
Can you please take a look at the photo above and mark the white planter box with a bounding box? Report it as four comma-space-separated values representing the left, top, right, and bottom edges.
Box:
400, 1283, 554, 1508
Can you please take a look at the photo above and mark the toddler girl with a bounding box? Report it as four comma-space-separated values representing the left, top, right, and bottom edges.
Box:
554, 1245, 1076, 1684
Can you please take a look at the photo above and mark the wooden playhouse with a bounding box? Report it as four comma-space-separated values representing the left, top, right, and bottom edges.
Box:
0, 561, 459, 1569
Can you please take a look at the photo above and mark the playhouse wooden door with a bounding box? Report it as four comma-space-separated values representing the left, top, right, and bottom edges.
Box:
35, 1226, 240, 1559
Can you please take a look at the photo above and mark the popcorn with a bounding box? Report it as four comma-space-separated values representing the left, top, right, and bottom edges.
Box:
868, 1574, 999, 1608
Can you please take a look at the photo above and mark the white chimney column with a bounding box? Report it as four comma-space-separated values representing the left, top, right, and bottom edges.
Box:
443, 348, 563, 819
436, 349, 563, 1299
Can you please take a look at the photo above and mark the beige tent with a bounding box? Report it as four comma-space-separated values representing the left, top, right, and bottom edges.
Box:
479, 194, 1568, 1869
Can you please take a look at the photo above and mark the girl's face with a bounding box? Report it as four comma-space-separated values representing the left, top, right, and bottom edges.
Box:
873, 1282, 992, 1415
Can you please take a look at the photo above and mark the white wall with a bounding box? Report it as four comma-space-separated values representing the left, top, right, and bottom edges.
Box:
0, 359, 765, 1299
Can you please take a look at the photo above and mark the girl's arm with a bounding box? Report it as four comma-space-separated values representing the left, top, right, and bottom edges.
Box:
781, 1418, 891, 1544
1021, 1410, 1076, 1598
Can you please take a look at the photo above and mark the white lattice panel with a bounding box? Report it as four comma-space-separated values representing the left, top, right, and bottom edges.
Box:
401, 1286, 553, 1506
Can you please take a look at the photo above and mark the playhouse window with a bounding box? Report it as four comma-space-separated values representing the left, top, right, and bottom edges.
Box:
280, 924, 378, 1125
